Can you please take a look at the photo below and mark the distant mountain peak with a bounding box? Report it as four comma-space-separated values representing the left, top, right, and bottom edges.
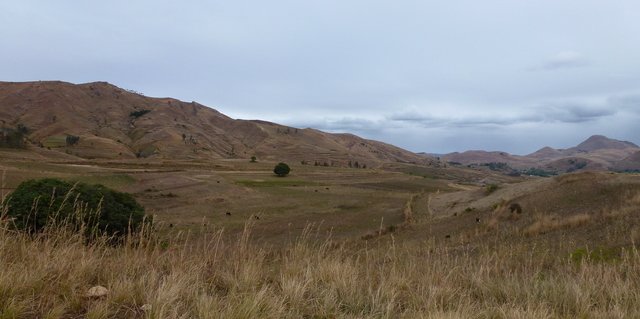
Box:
526, 146, 562, 159
574, 135, 638, 152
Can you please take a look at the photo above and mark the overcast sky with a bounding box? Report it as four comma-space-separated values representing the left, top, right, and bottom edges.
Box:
2, 1, 639, 154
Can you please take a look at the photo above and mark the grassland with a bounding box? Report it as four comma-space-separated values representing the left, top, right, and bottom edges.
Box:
0, 156, 459, 242
1, 151, 640, 317
1, 218, 639, 318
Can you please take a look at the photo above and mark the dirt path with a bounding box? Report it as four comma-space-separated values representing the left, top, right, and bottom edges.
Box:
446, 182, 476, 191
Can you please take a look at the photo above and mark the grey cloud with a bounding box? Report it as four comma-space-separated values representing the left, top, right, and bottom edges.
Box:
388, 103, 615, 129
608, 95, 640, 112
388, 113, 538, 129
564, 106, 615, 122
534, 51, 590, 71
388, 110, 522, 128
287, 117, 389, 134
387, 111, 441, 125
538, 103, 616, 123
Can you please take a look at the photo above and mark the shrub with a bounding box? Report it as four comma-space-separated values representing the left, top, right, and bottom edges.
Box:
485, 184, 499, 195
273, 162, 291, 177
523, 167, 556, 177
129, 109, 151, 118
2, 178, 149, 237
135, 144, 157, 158
250, 156, 257, 163
65, 135, 80, 146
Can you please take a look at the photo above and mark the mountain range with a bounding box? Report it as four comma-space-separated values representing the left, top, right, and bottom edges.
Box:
1, 80, 638, 173
0, 81, 426, 166
440, 135, 640, 173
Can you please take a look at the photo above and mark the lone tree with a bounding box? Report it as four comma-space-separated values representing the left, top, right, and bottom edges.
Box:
273, 162, 291, 177
2, 178, 149, 238
250, 156, 257, 163
66, 135, 80, 146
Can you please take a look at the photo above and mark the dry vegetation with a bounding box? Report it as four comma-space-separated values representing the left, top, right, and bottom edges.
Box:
1, 215, 640, 318
2, 152, 640, 318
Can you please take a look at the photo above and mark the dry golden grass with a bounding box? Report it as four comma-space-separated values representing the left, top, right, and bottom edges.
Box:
523, 213, 592, 236
1, 215, 640, 319
1, 168, 639, 318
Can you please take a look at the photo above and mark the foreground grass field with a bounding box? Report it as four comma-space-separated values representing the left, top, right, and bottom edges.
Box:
2, 151, 640, 317
1, 220, 639, 318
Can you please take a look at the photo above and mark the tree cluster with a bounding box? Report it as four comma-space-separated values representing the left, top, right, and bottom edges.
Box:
129, 109, 151, 119
0, 124, 28, 149
348, 160, 367, 169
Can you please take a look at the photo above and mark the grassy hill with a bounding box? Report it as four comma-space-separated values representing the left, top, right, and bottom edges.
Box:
0, 81, 427, 166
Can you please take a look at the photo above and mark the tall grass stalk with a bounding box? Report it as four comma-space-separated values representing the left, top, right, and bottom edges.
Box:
0, 209, 639, 318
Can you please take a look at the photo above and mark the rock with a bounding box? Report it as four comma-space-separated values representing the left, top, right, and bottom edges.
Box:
86, 285, 109, 298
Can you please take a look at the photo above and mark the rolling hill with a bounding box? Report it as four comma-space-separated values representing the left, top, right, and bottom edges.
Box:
440, 135, 639, 174
612, 151, 640, 172
0, 81, 428, 166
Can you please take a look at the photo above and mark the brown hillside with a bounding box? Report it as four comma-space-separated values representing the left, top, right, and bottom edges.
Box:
0, 81, 427, 166
441, 135, 639, 174
419, 171, 640, 246
442, 150, 535, 169
612, 151, 640, 172
525, 146, 562, 159
571, 134, 638, 152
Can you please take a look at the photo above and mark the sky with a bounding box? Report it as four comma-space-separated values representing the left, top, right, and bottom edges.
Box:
1, 1, 639, 154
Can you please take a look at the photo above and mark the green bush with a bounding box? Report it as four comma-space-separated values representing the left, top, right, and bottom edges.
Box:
2, 178, 149, 237
129, 109, 151, 118
65, 135, 80, 146
273, 162, 291, 177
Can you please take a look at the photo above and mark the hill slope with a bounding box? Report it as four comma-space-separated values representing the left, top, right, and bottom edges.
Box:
612, 151, 640, 172
0, 81, 426, 165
